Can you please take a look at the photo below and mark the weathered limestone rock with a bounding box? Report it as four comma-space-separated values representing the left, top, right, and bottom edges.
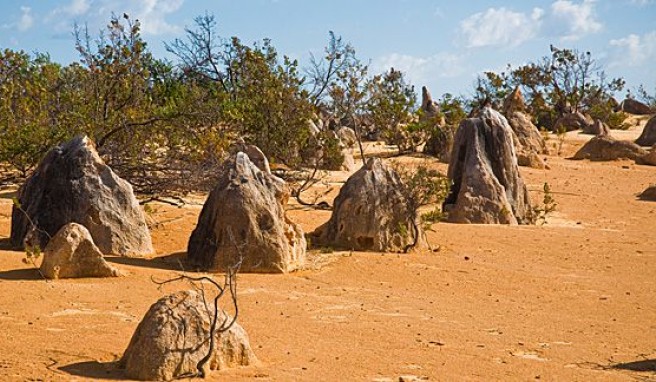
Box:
573, 136, 647, 161
639, 185, 656, 201
502, 87, 527, 115
120, 290, 257, 381
10, 135, 153, 257
583, 119, 611, 136
618, 98, 653, 115
636, 115, 656, 147
553, 112, 593, 132
310, 158, 423, 252
505, 109, 548, 169
40, 223, 121, 279
230, 139, 271, 174
421, 86, 440, 119
443, 107, 532, 224
187, 152, 306, 273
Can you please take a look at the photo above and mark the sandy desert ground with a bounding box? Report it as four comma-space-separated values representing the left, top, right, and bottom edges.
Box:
1, 118, 655, 381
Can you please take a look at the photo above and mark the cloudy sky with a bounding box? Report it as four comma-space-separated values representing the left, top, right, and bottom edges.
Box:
1, 0, 654, 99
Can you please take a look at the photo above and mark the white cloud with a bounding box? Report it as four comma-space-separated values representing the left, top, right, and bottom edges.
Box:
459, 7, 544, 48
373, 52, 467, 87
629, 0, 653, 5
609, 31, 656, 67
551, 0, 602, 40
47, 0, 184, 36
2, 6, 34, 32
18, 6, 34, 32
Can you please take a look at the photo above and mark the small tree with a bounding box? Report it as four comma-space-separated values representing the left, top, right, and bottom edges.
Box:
367, 68, 419, 153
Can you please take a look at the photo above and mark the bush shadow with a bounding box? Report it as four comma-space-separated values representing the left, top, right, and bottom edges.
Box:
59, 361, 124, 380
106, 252, 190, 272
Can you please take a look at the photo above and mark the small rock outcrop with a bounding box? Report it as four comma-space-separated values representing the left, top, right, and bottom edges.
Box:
10, 136, 153, 257
40, 223, 121, 279
639, 185, 656, 201
553, 112, 593, 132
618, 98, 653, 115
502, 87, 527, 115
310, 158, 423, 252
120, 290, 257, 381
636, 115, 656, 147
421, 86, 441, 119
443, 107, 532, 224
573, 136, 648, 161
583, 119, 611, 136
187, 152, 306, 273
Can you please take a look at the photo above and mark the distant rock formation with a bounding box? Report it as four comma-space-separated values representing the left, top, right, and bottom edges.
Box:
552, 112, 593, 132
501, 89, 548, 169
617, 98, 653, 115
636, 115, 656, 147
443, 107, 532, 224
187, 152, 306, 273
421, 86, 441, 119
582, 119, 611, 136
10, 135, 153, 257
310, 158, 423, 252
573, 135, 647, 161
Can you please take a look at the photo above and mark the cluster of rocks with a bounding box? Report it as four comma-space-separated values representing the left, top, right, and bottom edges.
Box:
10, 135, 152, 279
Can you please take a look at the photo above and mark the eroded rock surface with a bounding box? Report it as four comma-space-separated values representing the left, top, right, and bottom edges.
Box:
444, 107, 532, 224
636, 115, 656, 147
310, 158, 423, 252
120, 290, 256, 381
187, 152, 306, 273
40, 223, 121, 279
10, 135, 153, 257
573, 136, 647, 161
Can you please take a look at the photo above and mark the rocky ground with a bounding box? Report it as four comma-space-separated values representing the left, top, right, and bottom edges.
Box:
0, 117, 655, 381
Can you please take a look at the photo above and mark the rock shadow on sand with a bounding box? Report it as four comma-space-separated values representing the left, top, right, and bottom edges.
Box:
612, 359, 656, 372
105, 252, 188, 272
59, 360, 124, 380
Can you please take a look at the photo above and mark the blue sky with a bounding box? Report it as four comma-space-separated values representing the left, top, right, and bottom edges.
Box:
1, 0, 654, 99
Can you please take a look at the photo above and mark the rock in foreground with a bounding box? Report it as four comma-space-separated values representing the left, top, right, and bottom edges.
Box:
187, 152, 306, 273
444, 107, 532, 224
311, 158, 423, 252
639, 185, 656, 201
120, 290, 256, 381
40, 223, 120, 279
10, 135, 153, 257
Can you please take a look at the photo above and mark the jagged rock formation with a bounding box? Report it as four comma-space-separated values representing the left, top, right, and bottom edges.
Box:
187, 152, 306, 273
421, 86, 441, 119
40, 223, 121, 279
443, 107, 532, 224
573, 136, 648, 161
636, 115, 656, 147
310, 158, 423, 252
10, 135, 153, 257
618, 98, 653, 115
120, 290, 257, 381
502, 87, 527, 115
502, 88, 548, 169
